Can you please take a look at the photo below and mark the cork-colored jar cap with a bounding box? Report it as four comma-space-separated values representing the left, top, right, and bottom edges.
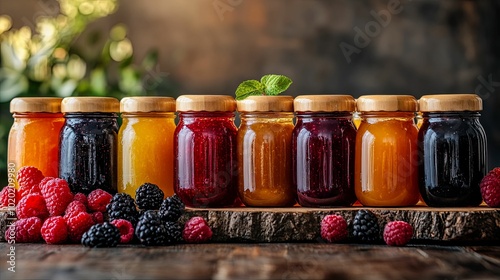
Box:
237, 96, 294, 112
357, 95, 417, 112
419, 94, 482, 112
294, 95, 355, 112
121, 96, 175, 113
176, 95, 236, 112
61, 97, 120, 113
10, 97, 62, 113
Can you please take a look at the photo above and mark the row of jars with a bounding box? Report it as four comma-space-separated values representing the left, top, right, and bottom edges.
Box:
8, 94, 487, 207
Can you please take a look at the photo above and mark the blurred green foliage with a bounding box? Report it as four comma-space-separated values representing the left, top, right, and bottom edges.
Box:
0, 0, 177, 185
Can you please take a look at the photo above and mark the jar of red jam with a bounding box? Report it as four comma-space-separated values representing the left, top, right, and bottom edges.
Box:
293, 95, 357, 207
8, 98, 64, 186
59, 97, 119, 194
237, 96, 296, 207
418, 94, 487, 207
174, 95, 238, 207
355, 95, 420, 206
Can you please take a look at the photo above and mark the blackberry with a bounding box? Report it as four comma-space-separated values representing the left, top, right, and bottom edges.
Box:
81, 222, 121, 248
107, 193, 139, 226
159, 195, 185, 222
135, 183, 164, 210
135, 210, 167, 246
164, 221, 183, 244
352, 209, 380, 242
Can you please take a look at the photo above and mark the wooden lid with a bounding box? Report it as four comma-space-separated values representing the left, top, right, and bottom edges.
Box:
357, 95, 417, 112
294, 95, 355, 112
237, 96, 294, 112
121, 96, 175, 113
10, 97, 62, 113
419, 94, 482, 112
61, 97, 120, 113
176, 95, 236, 112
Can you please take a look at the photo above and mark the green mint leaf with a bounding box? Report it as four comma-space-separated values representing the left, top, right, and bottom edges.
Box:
260, 74, 292, 96
235, 80, 264, 100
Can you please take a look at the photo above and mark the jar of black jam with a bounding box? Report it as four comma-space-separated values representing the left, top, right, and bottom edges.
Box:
418, 94, 487, 207
292, 95, 357, 207
59, 97, 120, 194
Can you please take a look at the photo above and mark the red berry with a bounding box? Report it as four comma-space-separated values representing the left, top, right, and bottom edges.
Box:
91, 212, 104, 224
0, 186, 16, 207
16, 193, 49, 220
16, 166, 44, 197
320, 214, 348, 243
41, 216, 68, 244
480, 168, 500, 207
110, 219, 134, 244
64, 201, 87, 218
73, 193, 88, 208
5, 217, 42, 243
383, 221, 413, 246
40, 178, 74, 217
183, 216, 212, 243
66, 212, 94, 243
87, 189, 112, 212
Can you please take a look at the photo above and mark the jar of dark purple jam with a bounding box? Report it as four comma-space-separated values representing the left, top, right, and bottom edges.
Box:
292, 95, 357, 207
418, 94, 487, 207
59, 97, 119, 194
174, 95, 238, 208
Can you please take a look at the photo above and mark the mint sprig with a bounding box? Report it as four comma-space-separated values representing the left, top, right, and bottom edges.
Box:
235, 74, 292, 100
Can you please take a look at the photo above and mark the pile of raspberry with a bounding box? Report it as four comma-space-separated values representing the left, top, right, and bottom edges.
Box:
0, 166, 213, 247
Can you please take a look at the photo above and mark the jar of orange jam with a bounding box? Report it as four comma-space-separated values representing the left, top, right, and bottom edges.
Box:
355, 95, 420, 206
118, 97, 176, 198
237, 96, 296, 207
8, 97, 64, 186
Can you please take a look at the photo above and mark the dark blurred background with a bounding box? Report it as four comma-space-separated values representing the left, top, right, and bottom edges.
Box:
1, 0, 500, 185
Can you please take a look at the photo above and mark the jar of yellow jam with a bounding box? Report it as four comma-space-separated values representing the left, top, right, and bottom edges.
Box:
355, 95, 420, 206
237, 96, 296, 207
8, 98, 64, 186
118, 97, 176, 198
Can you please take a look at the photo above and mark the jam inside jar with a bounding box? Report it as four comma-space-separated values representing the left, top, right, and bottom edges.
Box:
174, 95, 238, 207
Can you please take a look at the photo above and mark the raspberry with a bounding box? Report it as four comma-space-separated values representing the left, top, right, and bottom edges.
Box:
159, 195, 185, 222
92, 212, 104, 224
16, 166, 44, 197
480, 168, 500, 207
81, 222, 121, 248
0, 186, 16, 207
320, 215, 348, 243
183, 216, 212, 243
16, 193, 49, 220
110, 219, 134, 244
135, 183, 164, 210
41, 216, 68, 244
383, 221, 413, 246
64, 201, 87, 218
40, 178, 74, 217
87, 189, 112, 212
107, 193, 139, 226
66, 212, 95, 243
165, 221, 183, 244
352, 209, 380, 242
5, 217, 42, 243
135, 210, 167, 246
73, 193, 88, 208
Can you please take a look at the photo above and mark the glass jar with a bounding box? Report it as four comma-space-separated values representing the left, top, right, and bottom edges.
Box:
418, 94, 487, 207
8, 98, 64, 186
293, 95, 357, 207
237, 96, 295, 207
59, 97, 119, 194
174, 95, 238, 207
355, 95, 420, 206
118, 97, 176, 199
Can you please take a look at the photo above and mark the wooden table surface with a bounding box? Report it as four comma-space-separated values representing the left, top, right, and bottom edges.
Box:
1, 243, 500, 279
